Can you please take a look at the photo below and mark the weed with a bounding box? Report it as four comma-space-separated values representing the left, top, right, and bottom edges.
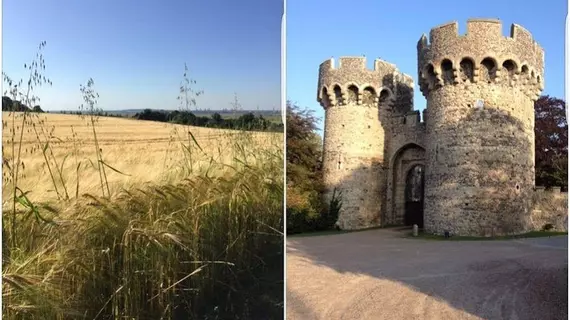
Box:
2, 41, 53, 249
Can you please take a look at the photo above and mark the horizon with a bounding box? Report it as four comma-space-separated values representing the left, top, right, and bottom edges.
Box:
287, 0, 567, 135
0, 94, 283, 113
2, 0, 283, 112
32, 107, 281, 113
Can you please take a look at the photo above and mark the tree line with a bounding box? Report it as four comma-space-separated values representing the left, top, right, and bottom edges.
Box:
133, 108, 283, 132
2, 96, 44, 112
2, 96, 284, 133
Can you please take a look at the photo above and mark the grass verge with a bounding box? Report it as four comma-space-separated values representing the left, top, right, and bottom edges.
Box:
288, 226, 384, 238
407, 230, 568, 241
289, 227, 568, 241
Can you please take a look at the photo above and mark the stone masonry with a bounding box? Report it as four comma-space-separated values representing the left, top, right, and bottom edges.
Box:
317, 19, 566, 236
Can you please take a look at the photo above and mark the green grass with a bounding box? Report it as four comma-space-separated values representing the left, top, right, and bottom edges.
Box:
289, 226, 568, 241
407, 230, 568, 241
288, 226, 384, 238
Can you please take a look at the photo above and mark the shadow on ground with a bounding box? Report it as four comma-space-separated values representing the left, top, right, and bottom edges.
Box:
289, 106, 568, 319
286, 228, 568, 319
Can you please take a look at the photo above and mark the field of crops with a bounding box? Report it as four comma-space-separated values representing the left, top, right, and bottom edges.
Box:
2, 112, 281, 202
2, 111, 284, 319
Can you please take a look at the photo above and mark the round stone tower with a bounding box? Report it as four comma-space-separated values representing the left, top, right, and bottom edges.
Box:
317, 56, 414, 230
417, 19, 544, 236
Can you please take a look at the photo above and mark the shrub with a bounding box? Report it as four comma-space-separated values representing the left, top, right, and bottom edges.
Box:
317, 188, 342, 230
286, 185, 321, 234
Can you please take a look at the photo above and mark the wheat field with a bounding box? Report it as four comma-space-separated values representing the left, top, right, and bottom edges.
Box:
2, 112, 282, 204
2, 111, 284, 319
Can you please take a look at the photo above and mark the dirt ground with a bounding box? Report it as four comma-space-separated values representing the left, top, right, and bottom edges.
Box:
287, 228, 568, 320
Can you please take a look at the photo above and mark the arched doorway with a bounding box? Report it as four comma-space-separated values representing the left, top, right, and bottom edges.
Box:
387, 143, 425, 226
404, 164, 425, 228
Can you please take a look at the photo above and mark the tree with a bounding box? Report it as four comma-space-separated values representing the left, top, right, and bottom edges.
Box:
211, 112, 222, 124
2, 96, 13, 111
286, 101, 328, 233
237, 112, 256, 129
1, 96, 35, 112
286, 101, 322, 188
534, 95, 568, 188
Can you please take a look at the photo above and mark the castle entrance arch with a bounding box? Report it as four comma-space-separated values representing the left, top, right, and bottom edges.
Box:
388, 143, 425, 226
405, 164, 425, 228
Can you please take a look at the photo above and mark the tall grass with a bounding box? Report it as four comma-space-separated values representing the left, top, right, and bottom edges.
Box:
3, 137, 284, 319
2, 46, 284, 319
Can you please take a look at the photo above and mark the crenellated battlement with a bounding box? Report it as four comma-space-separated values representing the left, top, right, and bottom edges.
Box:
417, 19, 544, 100
417, 19, 543, 56
319, 56, 399, 73
318, 57, 414, 109
317, 18, 552, 235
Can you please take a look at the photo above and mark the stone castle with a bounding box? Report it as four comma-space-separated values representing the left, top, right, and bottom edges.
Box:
317, 19, 566, 236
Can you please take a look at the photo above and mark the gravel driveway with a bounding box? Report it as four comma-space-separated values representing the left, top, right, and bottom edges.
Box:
287, 228, 567, 320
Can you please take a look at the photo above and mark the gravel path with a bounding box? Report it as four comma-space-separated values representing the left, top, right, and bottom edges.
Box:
287, 228, 567, 320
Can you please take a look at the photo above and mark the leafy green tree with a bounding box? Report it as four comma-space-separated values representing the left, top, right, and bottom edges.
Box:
286, 101, 322, 189
211, 112, 222, 124
2, 96, 13, 111
286, 101, 328, 233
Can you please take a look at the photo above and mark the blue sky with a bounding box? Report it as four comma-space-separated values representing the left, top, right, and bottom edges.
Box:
287, 0, 567, 135
3, 0, 282, 111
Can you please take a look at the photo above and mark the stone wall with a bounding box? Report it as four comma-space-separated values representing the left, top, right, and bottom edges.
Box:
321, 103, 386, 229
317, 19, 553, 236
419, 19, 544, 236
384, 111, 425, 225
530, 187, 568, 232
318, 57, 415, 230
